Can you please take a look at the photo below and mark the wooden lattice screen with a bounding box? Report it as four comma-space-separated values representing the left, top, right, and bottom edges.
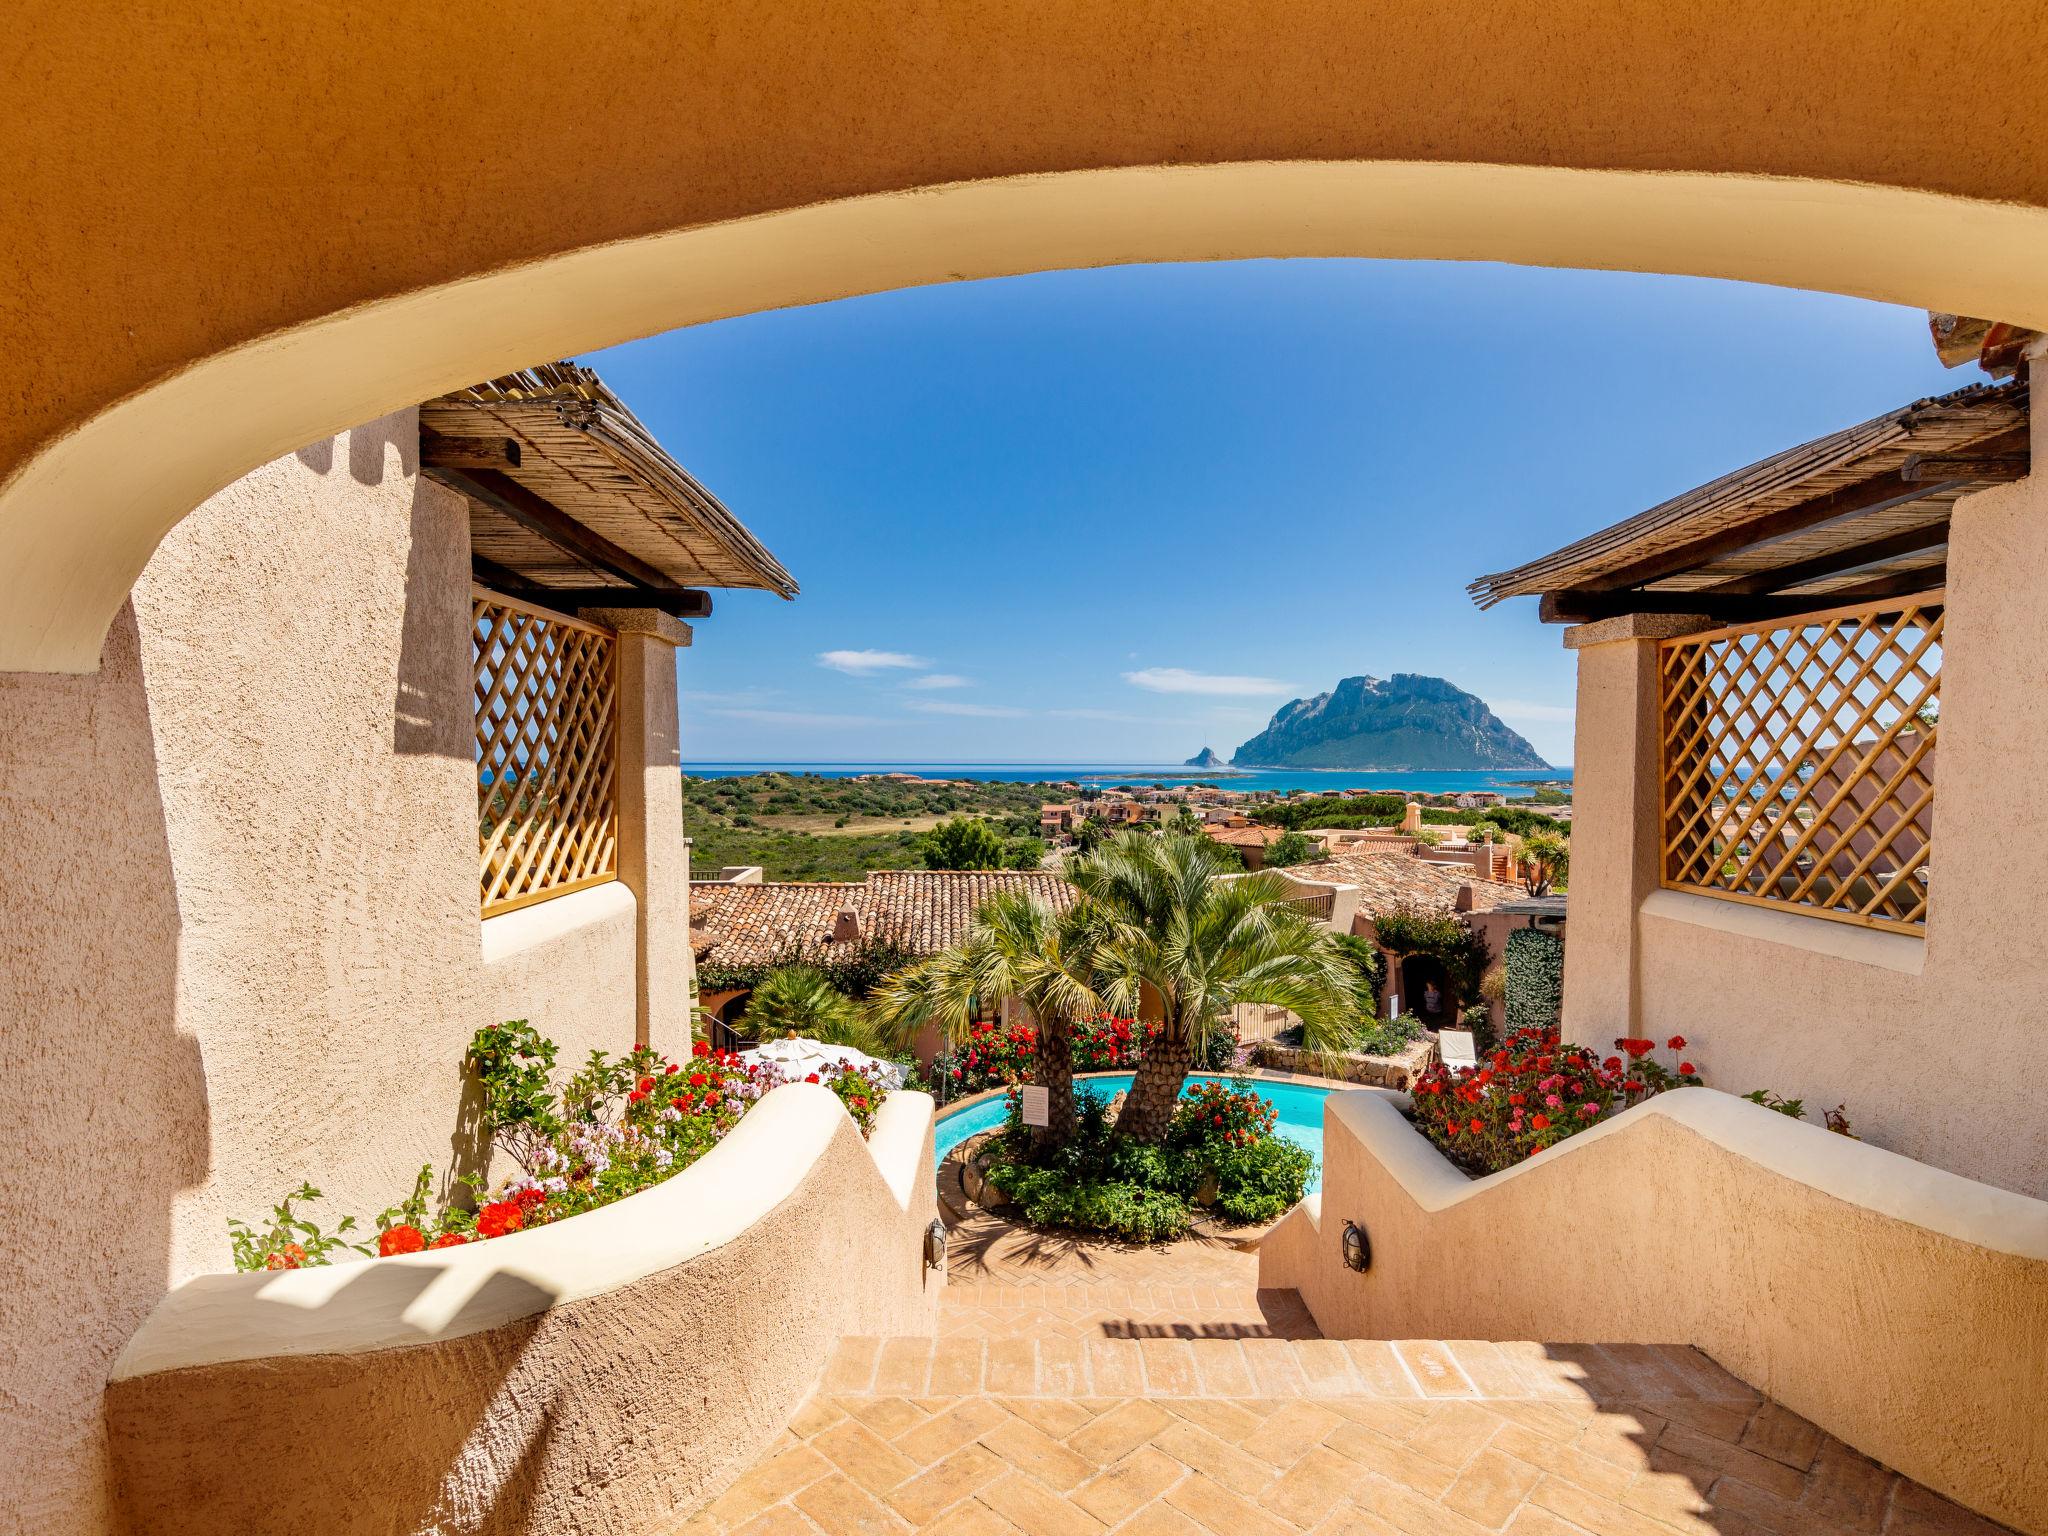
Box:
1659, 591, 1941, 935
473, 586, 619, 917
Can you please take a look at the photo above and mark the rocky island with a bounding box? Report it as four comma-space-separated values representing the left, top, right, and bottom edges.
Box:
1231, 674, 1551, 771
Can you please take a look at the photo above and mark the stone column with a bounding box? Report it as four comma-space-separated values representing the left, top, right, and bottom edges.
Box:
582, 607, 694, 1056
1557, 612, 1709, 1049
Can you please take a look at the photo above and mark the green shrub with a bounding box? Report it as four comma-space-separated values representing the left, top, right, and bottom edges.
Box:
984, 1163, 1191, 1242
1206, 1137, 1315, 1224
1503, 928, 1565, 1030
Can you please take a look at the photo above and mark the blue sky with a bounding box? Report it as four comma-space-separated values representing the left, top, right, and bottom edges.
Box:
582, 260, 1963, 768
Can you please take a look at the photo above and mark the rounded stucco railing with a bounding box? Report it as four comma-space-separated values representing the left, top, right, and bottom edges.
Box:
107, 1084, 940, 1536
1259, 1086, 2048, 1535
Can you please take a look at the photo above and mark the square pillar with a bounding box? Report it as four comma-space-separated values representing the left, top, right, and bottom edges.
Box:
1557, 611, 1709, 1048
582, 606, 694, 1057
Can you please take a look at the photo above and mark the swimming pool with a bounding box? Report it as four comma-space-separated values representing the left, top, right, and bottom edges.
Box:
933, 1073, 1333, 1192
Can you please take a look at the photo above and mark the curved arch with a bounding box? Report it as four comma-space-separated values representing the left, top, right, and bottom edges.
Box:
7, 161, 2048, 671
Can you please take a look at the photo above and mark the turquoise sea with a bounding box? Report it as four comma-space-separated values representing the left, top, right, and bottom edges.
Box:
684, 762, 1571, 798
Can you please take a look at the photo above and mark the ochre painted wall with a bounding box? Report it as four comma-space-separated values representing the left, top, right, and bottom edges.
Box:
7, 6, 2048, 668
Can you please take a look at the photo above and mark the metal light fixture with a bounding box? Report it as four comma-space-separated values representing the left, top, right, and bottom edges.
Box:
1342, 1220, 1371, 1273
924, 1218, 948, 1270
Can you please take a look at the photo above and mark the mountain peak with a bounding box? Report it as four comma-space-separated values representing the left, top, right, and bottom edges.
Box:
1184, 746, 1226, 768
1232, 673, 1550, 771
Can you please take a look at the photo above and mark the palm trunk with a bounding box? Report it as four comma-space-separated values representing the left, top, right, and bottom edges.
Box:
1115, 1027, 1193, 1143
1032, 1017, 1078, 1150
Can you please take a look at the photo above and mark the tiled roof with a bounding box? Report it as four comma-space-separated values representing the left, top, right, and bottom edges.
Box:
1204, 824, 1285, 848
690, 869, 1076, 969
1285, 850, 1527, 917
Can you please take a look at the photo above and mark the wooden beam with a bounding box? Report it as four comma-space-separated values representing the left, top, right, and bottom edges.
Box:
1541, 572, 1943, 625
432, 465, 685, 594
471, 560, 713, 620
420, 428, 521, 470
1576, 471, 1962, 594
1898, 452, 2028, 484
1697, 521, 1950, 596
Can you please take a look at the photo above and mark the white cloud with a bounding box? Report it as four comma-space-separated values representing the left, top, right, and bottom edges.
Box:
904, 673, 971, 690
1489, 698, 1577, 722
904, 699, 1029, 718
703, 706, 880, 728
817, 649, 929, 675
1124, 667, 1297, 697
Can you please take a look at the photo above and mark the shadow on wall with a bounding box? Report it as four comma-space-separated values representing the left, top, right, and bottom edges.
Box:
0, 603, 210, 1536
108, 1259, 558, 1534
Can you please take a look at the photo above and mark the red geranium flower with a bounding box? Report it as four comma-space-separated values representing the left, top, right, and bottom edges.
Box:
1667, 1035, 1688, 1051
1468, 1117, 1483, 1133
636, 1075, 655, 1094
805, 1073, 821, 1084
665, 1063, 681, 1075
692, 1041, 709, 1057
511, 1186, 545, 1212
1531, 1113, 1550, 1130
476, 1201, 525, 1239
379, 1224, 426, 1257
429, 1232, 468, 1249
265, 1242, 308, 1271
688, 1072, 707, 1087
1622, 1038, 1653, 1059
1680, 1061, 1696, 1076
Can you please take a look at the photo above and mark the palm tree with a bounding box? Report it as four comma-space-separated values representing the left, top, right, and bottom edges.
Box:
1070, 831, 1355, 1143
743, 965, 880, 1052
871, 890, 1107, 1147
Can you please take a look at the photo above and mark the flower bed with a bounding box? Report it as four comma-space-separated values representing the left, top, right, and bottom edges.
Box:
226, 1021, 894, 1270
933, 1012, 1237, 1096
1409, 1027, 1700, 1175
979, 1077, 1314, 1241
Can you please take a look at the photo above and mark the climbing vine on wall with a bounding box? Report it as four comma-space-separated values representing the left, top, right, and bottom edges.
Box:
1504, 927, 1565, 1030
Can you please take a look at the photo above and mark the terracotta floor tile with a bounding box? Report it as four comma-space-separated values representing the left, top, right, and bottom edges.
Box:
1165, 1471, 1296, 1536
1241, 1399, 1346, 1469
875, 1338, 935, 1397
1324, 1424, 1459, 1500
1528, 1474, 1677, 1536
978, 1414, 1094, 1492
1150, 1418, 1278, 1499
1339, 1340, 1423, 1398
1088, 1338, 1147, 1396
1187, 1339, 1257, 1396
983, 1338, 1036, 1397
825, 1337, 884, 1395
995, 1396, 1095, 1440
1442, 1446, 1545, 1529
1118, 1503, 1210, 1536
886, 1445, 1006, 1526
706, 1443, 834, 1524
894, 1401, 1010, 1468
1069, 1400, 1175, 1466
920, 1499, 1020, 1536
841, 1397, 932, 1440
1258, 1445, 1364, 1528
1140, 1338, 1200, 1396
1656, 1421, 1805, 1500
976, 1470, 1109, 1536
793, 1471, 915, 1534
1738, 1401, 1824, 1471
1393, 1340, 1479, 1398
729, 1507, 820, 1536
1885, 1481, 2014, 1536
1073, 1446, 1186, 1525
1164, 1396, 1265, 1444
927, 1338, 986, 1398
813, 1419, 921, 1497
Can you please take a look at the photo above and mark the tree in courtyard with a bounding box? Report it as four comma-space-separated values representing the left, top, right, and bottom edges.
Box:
870, 892, 1109, 1149
1166, 805, 1204, 835
743, 966, 880, 1051
1264, 830, 1321, 868
1069, 832, 1354, 1143
919, 816, 1008, 871
1520, 833, 1570, 897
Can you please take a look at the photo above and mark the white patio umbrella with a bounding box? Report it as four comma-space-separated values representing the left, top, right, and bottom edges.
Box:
741, 1035, 906, 1090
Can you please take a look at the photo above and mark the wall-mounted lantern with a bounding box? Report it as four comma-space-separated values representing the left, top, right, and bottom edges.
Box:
1342, 1220, 1371, 1273
924, 1218, 948, 1270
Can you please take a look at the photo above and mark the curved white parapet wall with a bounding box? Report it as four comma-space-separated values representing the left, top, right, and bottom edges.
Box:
107, 1084, 940, 1536
1259, 1086, 2048, 1535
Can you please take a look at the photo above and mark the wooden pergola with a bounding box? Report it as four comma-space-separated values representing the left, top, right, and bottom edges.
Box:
420, 362, 798, 619
1468, 380, 2027, 625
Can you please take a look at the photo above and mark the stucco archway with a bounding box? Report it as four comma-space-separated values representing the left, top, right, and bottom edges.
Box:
7, 4, 2048, 672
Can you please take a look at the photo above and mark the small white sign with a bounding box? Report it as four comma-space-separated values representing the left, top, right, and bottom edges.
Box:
1020, 1085, 1050, 1127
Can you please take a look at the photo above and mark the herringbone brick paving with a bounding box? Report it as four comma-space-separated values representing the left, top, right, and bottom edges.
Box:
677, 1213, 2015, 1534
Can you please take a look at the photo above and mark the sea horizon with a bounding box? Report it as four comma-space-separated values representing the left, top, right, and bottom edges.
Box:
682, 761, 1573, 798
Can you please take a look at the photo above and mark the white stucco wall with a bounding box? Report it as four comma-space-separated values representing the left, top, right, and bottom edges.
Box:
1563, 395, 2048, 1196
0, 416, 670, 1536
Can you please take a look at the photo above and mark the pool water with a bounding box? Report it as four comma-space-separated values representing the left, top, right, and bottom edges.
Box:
933, 1073, 1331, 1192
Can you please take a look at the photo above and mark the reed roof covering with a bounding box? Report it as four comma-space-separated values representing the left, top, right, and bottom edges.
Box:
421, 362, 796, 606
1469, 381, 2028, 623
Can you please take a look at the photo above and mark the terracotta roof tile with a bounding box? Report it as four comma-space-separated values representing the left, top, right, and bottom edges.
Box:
1285, 850, 1526, 917
690, 869, 1074, 969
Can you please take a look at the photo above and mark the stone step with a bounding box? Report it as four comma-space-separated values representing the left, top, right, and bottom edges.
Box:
939, 1282, 1318, 1341
823, 1334, 1763, 1404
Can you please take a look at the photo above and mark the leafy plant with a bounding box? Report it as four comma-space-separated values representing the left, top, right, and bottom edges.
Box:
227, 1183, 369, 1271
743, 965, 878, 1050
1264, 830, 1322, 868
920, 816, 1010, 870
1503, 927, 1565, 1031
1521, 833, 1570, 896
466, 1019, 563, 1167
1742, 1088, 1806, 1119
